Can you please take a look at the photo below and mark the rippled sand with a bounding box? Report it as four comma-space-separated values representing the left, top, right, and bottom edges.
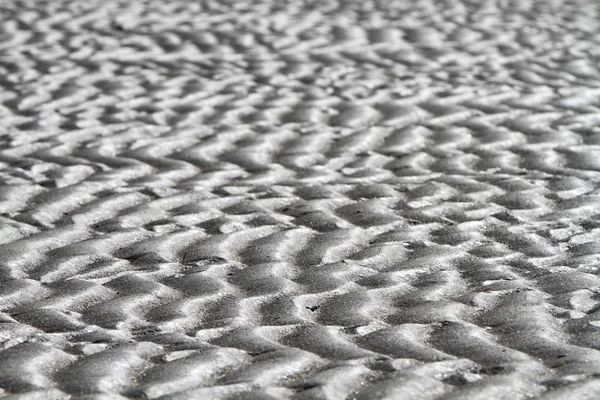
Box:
1, 0, 600, 398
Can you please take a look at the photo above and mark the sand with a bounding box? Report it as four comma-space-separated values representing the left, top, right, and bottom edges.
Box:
1, 0, 600, 398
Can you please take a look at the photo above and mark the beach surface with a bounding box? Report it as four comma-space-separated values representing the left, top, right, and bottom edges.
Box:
1, 0, 600, 398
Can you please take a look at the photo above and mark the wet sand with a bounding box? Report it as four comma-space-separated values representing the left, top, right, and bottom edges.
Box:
1, 0, 600, 398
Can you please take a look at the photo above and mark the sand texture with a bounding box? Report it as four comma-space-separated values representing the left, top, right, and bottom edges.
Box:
2, 0, 600, 398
